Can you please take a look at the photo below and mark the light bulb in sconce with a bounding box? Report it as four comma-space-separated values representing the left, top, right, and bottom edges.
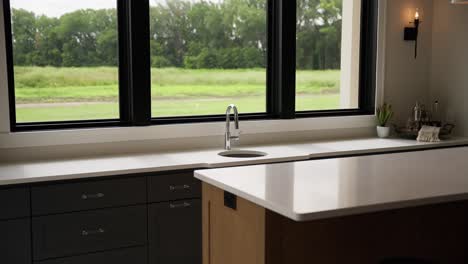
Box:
414, 9, 420, 20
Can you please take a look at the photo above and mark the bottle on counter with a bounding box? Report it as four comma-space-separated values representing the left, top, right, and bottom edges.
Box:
414, 102, 422, 122
432, 100, 442, 127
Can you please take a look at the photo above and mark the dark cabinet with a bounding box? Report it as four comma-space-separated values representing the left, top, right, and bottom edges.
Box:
2, 171, 202, 264
32, 205, 147, 260
148, 172, 201, 203
35, 247, 147, 264
32, 177, 146, 215
0, 187, 30, 220
0, 218, 31, 264
148, 199, 202, 264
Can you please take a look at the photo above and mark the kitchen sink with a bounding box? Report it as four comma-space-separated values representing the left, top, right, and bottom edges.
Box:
218, 150, 268, 158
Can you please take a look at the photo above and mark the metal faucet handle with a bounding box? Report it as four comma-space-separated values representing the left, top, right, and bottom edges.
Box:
230, 129, 241, 140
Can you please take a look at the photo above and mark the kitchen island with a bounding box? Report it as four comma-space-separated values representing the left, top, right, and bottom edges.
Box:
195, 147, 468, 264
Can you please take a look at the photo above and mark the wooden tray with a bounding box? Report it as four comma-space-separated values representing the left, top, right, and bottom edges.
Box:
393, 124, 455, 140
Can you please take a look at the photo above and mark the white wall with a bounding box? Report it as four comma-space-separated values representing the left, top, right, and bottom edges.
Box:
430, 1, 468, 136
383, 0, 468, 135
383, 0, 434, 125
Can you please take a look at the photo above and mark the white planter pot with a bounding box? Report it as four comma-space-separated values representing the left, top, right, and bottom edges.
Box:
376, 126, 391, 138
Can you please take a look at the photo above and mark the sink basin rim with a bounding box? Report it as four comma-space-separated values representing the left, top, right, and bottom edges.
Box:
218, 150, 268, 158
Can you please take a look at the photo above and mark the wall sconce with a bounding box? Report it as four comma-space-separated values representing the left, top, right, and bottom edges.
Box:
404, 9, 421, 59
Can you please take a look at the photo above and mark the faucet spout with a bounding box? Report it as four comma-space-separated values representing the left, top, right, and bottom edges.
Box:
225, 104, 239, 130
225, 104, 240, 150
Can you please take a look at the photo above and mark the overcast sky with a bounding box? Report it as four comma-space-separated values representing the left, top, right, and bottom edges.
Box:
10, 0, 220, 17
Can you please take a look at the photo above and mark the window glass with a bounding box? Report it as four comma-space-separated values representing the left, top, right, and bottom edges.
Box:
150, 0, 267, 118
10, 0, 119, 122
296, 0, 361, 111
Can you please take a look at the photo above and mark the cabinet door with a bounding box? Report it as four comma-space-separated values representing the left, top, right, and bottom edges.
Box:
0, 187, 30, 220
148, 173, 201, 203
35, 247, 147, 264
148, 199, 201, 264
32, 205, 147, 260
0, 219, 31, 264
32, 177, 146, 215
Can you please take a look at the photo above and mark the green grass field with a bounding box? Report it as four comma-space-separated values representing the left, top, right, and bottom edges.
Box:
14, 67, 341, 122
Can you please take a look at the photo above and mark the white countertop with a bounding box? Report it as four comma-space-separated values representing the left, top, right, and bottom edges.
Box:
0, 137, 467, 186
195, 147, 468, 222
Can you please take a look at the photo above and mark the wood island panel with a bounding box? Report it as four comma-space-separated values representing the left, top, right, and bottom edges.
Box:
202, 183, 265, 264
203, 183, 468, 264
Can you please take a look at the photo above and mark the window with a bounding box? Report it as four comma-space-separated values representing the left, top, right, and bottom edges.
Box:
3, 0, 377, 131
295, 0, 377, 117
149, 0, 267, 118
7, 0, 120, 123
296, 0, 361, 112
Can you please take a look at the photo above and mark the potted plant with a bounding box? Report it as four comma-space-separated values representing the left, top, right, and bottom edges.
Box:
376, 103, 393, 138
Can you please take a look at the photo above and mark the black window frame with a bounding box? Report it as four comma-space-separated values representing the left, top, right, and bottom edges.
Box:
3, 0, 377, 132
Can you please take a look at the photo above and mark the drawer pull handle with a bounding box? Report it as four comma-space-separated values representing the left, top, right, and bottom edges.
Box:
81, 193, 105, 200
169, 184, 191, 191
81, 228, 105, 236
170, 202, 191, 209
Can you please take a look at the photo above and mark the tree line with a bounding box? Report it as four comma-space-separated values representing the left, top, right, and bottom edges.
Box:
11, 0, 342, 70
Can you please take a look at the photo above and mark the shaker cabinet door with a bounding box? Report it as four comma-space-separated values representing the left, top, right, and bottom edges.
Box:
0, 218, 31, 264
148, 173, 201, 203
148, 199, 202, 264
32, 205, 147, 260
0, 187, 30, 220
34, 247, 148, 264
32, 177, 146, 215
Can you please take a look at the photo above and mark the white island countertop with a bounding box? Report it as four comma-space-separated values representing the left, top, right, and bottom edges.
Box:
195, 147, 468, 221
0, 137, 467, 186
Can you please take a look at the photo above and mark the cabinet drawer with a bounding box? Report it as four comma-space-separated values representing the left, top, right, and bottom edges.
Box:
148, 172, 201, 203
32, 205, 147, 260
32, 177, 146, 215
148, 199, 202, 264
35, 247, 147, 264
0, 219, 32, 264
0, 187, 30, 220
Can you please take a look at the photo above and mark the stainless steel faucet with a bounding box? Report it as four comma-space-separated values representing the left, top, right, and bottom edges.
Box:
224, 104, 240, 150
